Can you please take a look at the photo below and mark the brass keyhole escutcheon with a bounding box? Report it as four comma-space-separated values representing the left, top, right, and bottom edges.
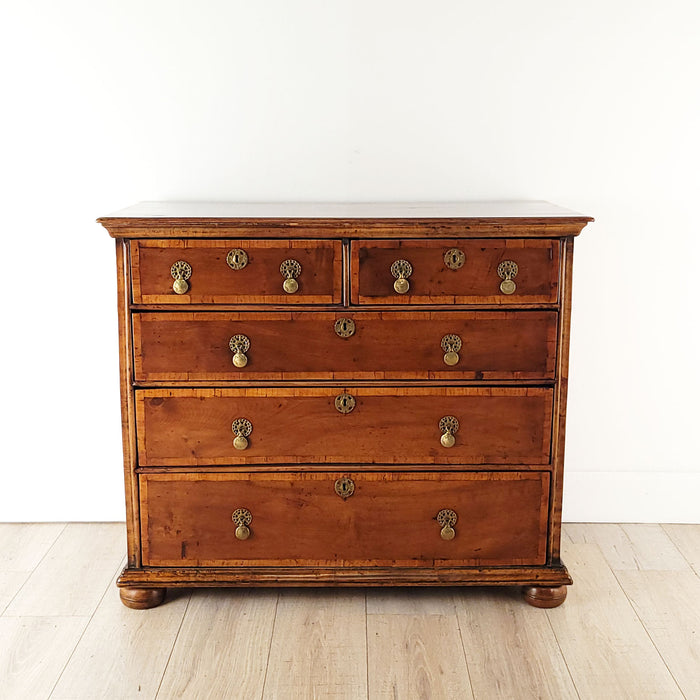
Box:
436, 509, 458, 540
232, 418, 253, 450
497, 260, 519, 295
232, 508, 252, 540
439, 416, 459, 448
226, 249, 248, 270
334, 393, 356, 414
229, 334, 251, 368
390, 259, 413, 294
334, 476, 355, 499
444, 248, 465, 270
441, 334, 462, 366
280, 259, 301, 294
170, 261, 192, 295
334, 318, 356, 338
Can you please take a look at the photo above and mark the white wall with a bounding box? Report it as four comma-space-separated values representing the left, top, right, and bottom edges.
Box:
2, 1, 698, 522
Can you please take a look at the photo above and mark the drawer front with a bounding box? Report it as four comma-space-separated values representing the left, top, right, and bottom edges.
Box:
352, 239, 560, 304
131, 239, 342, 304
140, 471, 550, 566
135, 387, 553, 466
133, 310, 558, 382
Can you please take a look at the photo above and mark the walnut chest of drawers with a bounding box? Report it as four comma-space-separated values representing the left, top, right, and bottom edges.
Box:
99, 201, 591, 609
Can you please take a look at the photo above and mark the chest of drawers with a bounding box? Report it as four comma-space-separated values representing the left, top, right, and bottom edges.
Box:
99, 201, 591, 609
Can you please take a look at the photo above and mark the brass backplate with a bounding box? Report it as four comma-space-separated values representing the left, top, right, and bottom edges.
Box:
334, 318, 356, 338
334, 393, 356, 414
444, 248, 465, 270
226, 249, 248, 270
334, 477, 355, 499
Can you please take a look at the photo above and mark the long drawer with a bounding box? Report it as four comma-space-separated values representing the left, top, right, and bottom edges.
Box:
140, 471, 550, 567
135, 387, 553, 466
131, 239, 342, 304
133, 310, 558, 382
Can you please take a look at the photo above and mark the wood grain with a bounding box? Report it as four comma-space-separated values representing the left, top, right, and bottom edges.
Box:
262, 590, 367, 699
157, 589, 278, 699
50, 569, 190, 699
367, 614, 474, 698
662, 524, 700, 574
546, 542, 683, 699
136, 386, 554, 466
140, 471, 550, 567
0, 617, 88, 699
454, 587, 578, 700
4, 523, 125, 617
351, 239, 560, 305
565, 523, 691, 571
133, 310, 558, 383
131, 239, 342, 305
615, 570, 700, 699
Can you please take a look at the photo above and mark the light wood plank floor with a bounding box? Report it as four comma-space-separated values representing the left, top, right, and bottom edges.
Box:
0, 523, 698, 699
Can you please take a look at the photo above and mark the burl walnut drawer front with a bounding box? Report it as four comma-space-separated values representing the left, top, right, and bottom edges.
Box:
133, 310, 558, 382
135, 387, 553, 466
131, 239, 342, 304
352, 239, 560, 305
140, 471, 550, 567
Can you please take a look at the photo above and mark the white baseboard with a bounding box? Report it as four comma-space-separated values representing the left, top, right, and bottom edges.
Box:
562, 471, 700, 523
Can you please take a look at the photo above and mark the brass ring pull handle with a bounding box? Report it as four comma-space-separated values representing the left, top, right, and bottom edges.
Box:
229, 334, 250, 367
436, 508, 458, 540
497, 260, 519, 295
334, 393, 356, 414
390, 259, 413, 294
232, 508, 252, 540
170, 261, 192, 295
334, 318, 356, 338
444, 248, 465, 270
232, 418, 253, 450
441, 334, 462, 366
334, 476, 355, 499
226, 249, 248, 270
280, 259, 302, 294
439, 416, 459, 448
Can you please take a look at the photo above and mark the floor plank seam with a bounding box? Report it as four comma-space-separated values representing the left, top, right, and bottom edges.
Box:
610, 568, 689, 700
363, 591, 370, 700
46, 555, 125, 699
451, 591, 477, 700
1, 523, 68, 617
259, 591, 280, 700
154, 590, 193, 700
544, 606, 582, 699
661, 524, 699, 576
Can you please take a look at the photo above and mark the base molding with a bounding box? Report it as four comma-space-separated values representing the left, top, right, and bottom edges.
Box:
117, 563, 573, 588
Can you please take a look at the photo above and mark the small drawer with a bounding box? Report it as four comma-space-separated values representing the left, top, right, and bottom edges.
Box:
133, 310, 558, 383
135, 386, 553, 466
130, 239, 342, 305
140, 471, 550, 566
351, 239, 560, 305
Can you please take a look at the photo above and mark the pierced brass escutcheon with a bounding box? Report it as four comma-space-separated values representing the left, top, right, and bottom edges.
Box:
334, 393, 356, 414
280, 259, 302, 294
436, 508, 458, 540
229, 334, 250, 368
441, 334, 462, 366
439, 416, 459, 448
444, 248, 465, 270
232, 418, 253, 450
170, 260, 192, 295
334, 476, 355, 499
232, 507, 252, 540
497, 260, 519, 295
334, 318, 356, 338
226, 248, 248, 270
390, 259, 413, 294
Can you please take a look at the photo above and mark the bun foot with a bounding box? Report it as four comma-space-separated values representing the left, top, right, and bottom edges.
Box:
119, 587, 166, 609
523, 585, 568, 608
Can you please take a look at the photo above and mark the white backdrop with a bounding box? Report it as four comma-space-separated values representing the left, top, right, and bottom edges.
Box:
1, 1, 698, 522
